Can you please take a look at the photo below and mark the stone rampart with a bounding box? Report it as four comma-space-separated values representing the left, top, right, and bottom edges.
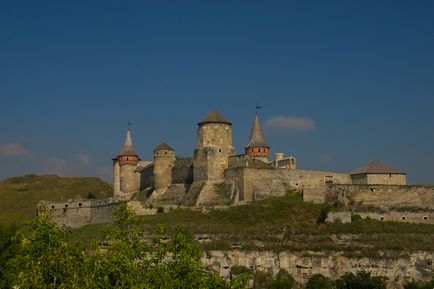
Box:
42, 199, 124, 228
327, 185, 434, 210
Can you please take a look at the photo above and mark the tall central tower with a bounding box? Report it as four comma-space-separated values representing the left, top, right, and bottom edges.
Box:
113, 129, 141, 199
193, 110, 235, 181
245, 114, 270, 162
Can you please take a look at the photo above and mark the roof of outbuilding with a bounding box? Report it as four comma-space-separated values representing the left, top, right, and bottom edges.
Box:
245, 115, 269, 149
351, 160, 405, 175
198, 110, 232, 125
154, 142, 174, 152
119, 129, 137, 156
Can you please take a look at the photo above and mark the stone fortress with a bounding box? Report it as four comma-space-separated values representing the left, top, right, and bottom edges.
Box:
46, 109, 434, 228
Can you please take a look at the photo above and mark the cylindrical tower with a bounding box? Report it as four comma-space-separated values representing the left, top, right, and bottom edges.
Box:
153, 143, 176, 190
245, 115, 270, 162
194, 110, 235, 181
113, 129, 141, 199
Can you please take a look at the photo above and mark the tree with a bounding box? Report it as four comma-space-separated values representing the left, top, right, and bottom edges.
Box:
5, 204, 249, 288
306, 274, 334, 289
335, 272, 386, 289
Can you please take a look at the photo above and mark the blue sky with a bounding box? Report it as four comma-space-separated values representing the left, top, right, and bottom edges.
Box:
0, 0, 433, 184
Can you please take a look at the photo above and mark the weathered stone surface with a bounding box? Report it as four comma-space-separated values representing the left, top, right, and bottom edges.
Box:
202, 250, 434, 289
326, 212, 352, 223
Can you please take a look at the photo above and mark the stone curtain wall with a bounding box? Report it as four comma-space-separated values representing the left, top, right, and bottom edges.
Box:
44, 199, 123, 228
202, 250, 434, 288
352, 174, 407, 185
224, 168, 352, 203
328, 185, 434, 210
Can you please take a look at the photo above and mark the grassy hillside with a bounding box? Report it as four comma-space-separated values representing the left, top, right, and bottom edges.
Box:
0, 174, 112, 224
71, 192, 434, 255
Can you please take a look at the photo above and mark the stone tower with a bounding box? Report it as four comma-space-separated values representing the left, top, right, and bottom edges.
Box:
153, 143, 176, 190
194, 110, 235, 181
113, 129, 140, 200
245, 114, 270, 162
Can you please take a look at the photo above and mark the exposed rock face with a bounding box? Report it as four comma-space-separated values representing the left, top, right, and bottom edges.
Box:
202, 250, 434, 289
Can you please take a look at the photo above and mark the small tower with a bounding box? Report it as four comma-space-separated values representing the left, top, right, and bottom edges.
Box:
194, 110, 235, 181
245, 114, 270, 162
153, 143, 176, 190
113, 128, 141, 199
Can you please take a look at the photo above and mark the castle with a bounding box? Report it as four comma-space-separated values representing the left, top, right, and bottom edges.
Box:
44, 109, 434, 228
112, 109, 408, 205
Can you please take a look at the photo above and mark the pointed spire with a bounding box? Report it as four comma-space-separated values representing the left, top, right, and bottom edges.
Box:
119, 129, 137, 156
198, 109, 232, 125
245, 115, 269, 149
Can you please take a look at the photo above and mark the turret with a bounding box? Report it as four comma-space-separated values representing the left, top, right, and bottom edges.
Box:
194, 110, 235, 181
245, 115, 270, 162
113, 129, 141, 199
153, 143, 176, 190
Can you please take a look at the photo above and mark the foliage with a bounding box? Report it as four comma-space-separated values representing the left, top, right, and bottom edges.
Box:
0, 224, 18, 288
404, 279, 434, 289
306, 274, 334, 289
3, 204, 248, 288
335, 272, 386, 289
252, 269, 294, 289
268, 269, 295, 289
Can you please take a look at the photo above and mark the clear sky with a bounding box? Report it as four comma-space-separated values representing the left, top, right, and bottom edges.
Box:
0, 0, 433, 184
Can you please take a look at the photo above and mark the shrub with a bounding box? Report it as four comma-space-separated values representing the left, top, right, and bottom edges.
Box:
335, 272, 386, 289
351, 213, 362, 222
404, 280, 434, 289
306, 274, 334, 289
269, 269, 295, 289
157, 206, 164, 213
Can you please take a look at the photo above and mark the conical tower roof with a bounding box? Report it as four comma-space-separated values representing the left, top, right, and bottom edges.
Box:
351, 160, 405, 175
119, 129, 137, 156
154, 142, 174, 152
245, 115, 269, 149
198, 109, 232, 125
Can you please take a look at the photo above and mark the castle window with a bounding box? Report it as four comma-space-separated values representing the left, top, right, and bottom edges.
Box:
51, 205, 55, 209
65, 204, 68, 208
402, 216, 406, 220
126, 157, 129, 161
78, 203, 82, 207
424, 216, 428, 220
389, 174, 392, 177
219, 149, 222, 152
165, 152, 167, 155
380, 217, 384, 221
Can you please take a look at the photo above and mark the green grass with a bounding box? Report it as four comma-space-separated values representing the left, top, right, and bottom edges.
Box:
68, 192, 434, 255
0, 174, 112, 225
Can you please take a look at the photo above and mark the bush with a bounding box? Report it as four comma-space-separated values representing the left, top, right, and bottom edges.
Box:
351, 214, 362, 222
335, 272, 386, 289
269, 269, 294, 289
404, 279, 434, 289
306, 274, 334, 289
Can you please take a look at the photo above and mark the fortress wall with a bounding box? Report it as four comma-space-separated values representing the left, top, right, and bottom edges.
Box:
172, 165, 194, 184
45, 199, 122, 228
140, 166, 153, 189
224, 168, 351, 203
358, 211, 434, 224
202, 250, 434, 288
367, 174, 406, 185
328, 185, 434, 210
288, 170, 352, 203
